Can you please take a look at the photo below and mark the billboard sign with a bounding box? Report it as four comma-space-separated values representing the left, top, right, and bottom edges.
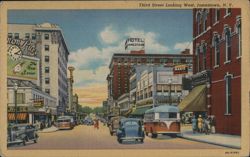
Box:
7, 38, 39, 80
125, 38, 145, 51
173, 64, 188, 75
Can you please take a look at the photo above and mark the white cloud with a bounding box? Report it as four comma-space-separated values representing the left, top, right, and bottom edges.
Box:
99, 25, 119, 44
69, 28, 173, 87
125, 29, 169, 53
174, 41, 193, 54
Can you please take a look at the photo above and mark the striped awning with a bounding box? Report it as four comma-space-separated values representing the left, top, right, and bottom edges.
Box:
8, 113, 27, 121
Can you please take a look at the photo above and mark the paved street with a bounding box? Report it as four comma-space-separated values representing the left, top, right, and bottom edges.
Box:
9, 123, 227, 150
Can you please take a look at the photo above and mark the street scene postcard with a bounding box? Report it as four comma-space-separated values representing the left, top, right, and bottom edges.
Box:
0, 0, 249, 157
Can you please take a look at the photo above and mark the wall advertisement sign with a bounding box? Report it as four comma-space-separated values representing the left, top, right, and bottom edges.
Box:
7, 38, 39, 80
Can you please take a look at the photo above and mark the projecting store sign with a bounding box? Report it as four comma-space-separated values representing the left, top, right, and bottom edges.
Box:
125, 38, 145, 51
7, 38, 39, 80
173, 64, 188, 75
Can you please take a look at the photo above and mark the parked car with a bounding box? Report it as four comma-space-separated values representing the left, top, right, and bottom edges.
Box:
83, 117, 94, 125
116, 118, 145, 143
7, 124, 39, 146
109, 116, 124, 136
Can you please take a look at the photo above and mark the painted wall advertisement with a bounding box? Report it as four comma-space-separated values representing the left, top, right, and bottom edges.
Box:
7, 38, 39, 80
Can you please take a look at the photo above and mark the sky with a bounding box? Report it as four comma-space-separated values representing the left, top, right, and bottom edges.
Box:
8, 10, 193, 107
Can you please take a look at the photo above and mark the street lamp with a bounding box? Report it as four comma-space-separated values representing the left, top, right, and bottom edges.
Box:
14, 83, 18, 124
168, 78, 172, 105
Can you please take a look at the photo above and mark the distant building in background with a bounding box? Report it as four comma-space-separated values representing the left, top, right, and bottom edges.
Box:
8, 23, 70, 115
191, 8, 241, 135
107, 49, 193, 114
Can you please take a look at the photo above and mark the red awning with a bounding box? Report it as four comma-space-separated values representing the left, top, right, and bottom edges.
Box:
8, 113, 27, 121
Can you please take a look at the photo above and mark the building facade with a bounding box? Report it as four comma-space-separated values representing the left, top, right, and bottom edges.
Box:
107, 49, 193, 111
8, 23, 70, 115
7, 79, 57, 125
193, 8, 241, 135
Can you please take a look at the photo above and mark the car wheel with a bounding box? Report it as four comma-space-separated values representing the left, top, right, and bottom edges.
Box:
140, 139, 144, 143
34, 138, 37, 143
118, 139, 123, 143
152, 133, 158, 138
110, 131, 113, 136
22, 139, 26, 146
145, 132, 148, 136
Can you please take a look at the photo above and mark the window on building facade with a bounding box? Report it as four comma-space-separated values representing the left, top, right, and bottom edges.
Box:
214, 36, 220, 66
202, 44, 207, 70
202, 12, 207, 32
225, 8, 232, 16
45, 56, 49, 62
45, 45, 49, 51
224, 27, 231, 62
45, 67, 50, 73
214, 9, 220, 23
197, 12, 201, 35
8, 33, 12, 38
196, 46, 200, 72
14, 33, 19, 39
44, 33, 49, 40
25, 33, 30, 39
225, 74, 232, 114
17, 93, 25, 104
32, 33, 36, 40
45, 78, 50, 84
236, 17, 242, 58
45, 89, 50, 94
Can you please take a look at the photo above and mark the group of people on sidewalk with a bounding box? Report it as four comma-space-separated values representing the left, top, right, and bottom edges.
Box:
191, 115, 216, 135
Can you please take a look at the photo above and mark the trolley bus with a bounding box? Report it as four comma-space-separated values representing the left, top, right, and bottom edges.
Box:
56, 116, 75, 130
143, 105, 181, 138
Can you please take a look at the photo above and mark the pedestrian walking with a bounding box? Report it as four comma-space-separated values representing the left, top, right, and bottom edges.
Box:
204, 116, 210, 135
191, 115, 197, 133
197, 115, 203, 133
210, 115, 216, 134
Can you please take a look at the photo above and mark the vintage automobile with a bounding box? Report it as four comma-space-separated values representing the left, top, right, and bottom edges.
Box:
7, 124, 39, 146
83, 117, 94, 126
109, 116, 124, 136
116, 118, 145, 143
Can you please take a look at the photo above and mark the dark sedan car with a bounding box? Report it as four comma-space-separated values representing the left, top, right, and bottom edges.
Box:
7, 124, 39, 146
116, 118, 145, 143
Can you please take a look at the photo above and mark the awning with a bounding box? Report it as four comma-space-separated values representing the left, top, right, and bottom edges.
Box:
8, 113, 27, 121
178, 85, 207, 112
130, 106, 152, 116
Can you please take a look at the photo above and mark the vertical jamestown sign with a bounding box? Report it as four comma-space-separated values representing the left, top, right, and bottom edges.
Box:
125, 38, 145, 50
7, 38, 39, 80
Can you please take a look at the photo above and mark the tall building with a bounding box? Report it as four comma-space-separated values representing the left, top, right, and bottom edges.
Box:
8, 23, 70, 115
107, 49, 193, 111
192, 8, 241, 135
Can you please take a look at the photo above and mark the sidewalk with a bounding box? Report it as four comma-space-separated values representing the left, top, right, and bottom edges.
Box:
178, 125, 241, 149
37, 126, 58, 133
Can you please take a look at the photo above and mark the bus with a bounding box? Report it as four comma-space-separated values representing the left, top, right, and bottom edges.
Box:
56, 116, 75, 130
143, 105, 181, 138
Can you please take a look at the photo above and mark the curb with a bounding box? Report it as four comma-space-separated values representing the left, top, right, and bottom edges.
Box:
37, 128, 58, 133
178, 134, 241, 149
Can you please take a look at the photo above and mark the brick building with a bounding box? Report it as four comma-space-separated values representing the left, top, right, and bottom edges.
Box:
107, 49, 193, 111
193, 8, 241, 135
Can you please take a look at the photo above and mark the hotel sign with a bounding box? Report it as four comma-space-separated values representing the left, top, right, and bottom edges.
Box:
125, 38, 145, 50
